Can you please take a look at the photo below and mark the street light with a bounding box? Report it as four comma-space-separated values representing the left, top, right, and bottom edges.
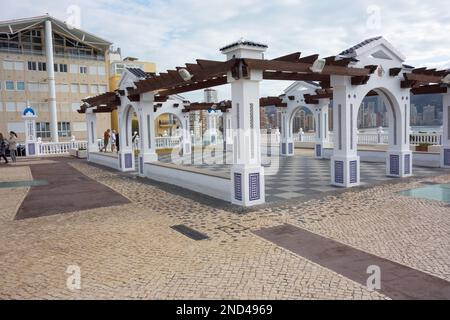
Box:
310, 58, 326, 73
178, 68, 193, 81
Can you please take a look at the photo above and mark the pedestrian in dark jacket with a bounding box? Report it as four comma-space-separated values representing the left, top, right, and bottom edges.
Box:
0, 133, 9, 164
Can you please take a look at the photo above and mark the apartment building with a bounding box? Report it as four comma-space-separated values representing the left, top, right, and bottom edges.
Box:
0, 15, 112, 142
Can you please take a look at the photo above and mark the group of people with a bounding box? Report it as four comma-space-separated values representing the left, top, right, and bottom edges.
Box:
101, 129, 120, 153
0, 131, 18, 165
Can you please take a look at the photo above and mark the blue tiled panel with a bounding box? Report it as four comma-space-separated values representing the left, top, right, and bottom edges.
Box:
334, 161, 344, 184
281, 143, 286, 155
404, 154, 411, 175
316, 144, 322, 157
234, 173, 242, 201
390, 155, 399, 175
249, 173, 260, 201
125, 153, 133, 169
288, 143, 293, 154
350, 160, 358, 183
119, 155, 122, 168
28, 143, 35, 156
444, 149, 450, 166
140, 156, 144, 174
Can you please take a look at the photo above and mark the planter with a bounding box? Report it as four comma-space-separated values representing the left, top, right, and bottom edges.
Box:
415, 145, 429, 152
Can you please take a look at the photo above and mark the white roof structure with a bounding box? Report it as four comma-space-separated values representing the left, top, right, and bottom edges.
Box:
0, 14, 112, 51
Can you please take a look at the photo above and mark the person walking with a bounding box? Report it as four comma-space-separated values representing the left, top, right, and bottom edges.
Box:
8, 131, 18, 163
0, 133, 9, 164
101, 129, 110, 152
110, 130, 117, 153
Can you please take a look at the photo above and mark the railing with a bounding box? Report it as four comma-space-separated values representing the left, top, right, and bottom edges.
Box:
155, 136, 182, 149
357, 133, 389, 145
38, 139, 88, 155
410, 133, 442, 145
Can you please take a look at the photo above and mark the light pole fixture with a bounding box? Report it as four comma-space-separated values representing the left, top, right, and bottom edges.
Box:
178, 68, 193, 81
310, 58, 326, 73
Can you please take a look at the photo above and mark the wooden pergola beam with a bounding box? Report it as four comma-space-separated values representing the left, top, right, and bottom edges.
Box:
263, 71, 329, 82
158, 76, 228, 97
411, 85, 448, 95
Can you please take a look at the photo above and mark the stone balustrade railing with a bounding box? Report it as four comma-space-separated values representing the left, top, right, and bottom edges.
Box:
37, 139, 88, 155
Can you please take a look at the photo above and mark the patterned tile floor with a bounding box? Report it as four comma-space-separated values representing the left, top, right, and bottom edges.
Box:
158, 149, 447, 203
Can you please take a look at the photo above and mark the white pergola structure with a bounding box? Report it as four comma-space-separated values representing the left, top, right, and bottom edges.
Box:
80, 37, 450, 207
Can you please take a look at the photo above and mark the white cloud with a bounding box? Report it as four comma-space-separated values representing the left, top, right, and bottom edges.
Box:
2, 0, 449, 100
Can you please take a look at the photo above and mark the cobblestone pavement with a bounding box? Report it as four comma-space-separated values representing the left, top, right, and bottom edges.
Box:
0, 158, 449, 299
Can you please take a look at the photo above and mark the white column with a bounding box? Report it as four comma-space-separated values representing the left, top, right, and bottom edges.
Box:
136, 93, 158, 176
85, 108, 98, 159
224, 109, 233, 150
229, 77, 265, 206
441, 92, 450, 168
206, 110, 218, 144
330, 79, 360, 187
118, 105, 135, 172
385, 93, 412, 177
280, 110, 294, 156
313, 101, 330, 159
45, 20, 58, 143
182, 113, 192, 156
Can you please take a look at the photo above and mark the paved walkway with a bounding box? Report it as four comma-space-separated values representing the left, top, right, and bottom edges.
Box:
15, 158, 130, 220
0, 156, 449, 299
254, 224, 450, 299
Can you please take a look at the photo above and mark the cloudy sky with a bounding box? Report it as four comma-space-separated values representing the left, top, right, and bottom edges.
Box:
2, 0, 450, 101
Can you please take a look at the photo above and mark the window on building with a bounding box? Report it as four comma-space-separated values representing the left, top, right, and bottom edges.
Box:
28, 82, 39, 92
16, 102, 25, 112
27, 61, 37, 71
0, 102, 3, 111
36, 122, 51, 138
97, 66, 106, 75
71, 103, 80, 112
54, 64, 68, 72
98, 85, 107, 94
37, 62, 46, 71
90, 85, 98, 94
14, 61, 24, 70
39, 83, 48, 92
5, 80, 15, 90
79, 66, 88, 74
3, 60, 14, 70
69, 64, 78, 73
58, 122, 71, 137
89, 66, 97, 75
57, 84, 69, 93
79, 84, 88, 94
16, 81, 25, 91
6, 102, 16, 112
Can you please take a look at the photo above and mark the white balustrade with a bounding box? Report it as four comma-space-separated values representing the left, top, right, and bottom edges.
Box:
409, 133, 442, 145
38, 140, 88, 155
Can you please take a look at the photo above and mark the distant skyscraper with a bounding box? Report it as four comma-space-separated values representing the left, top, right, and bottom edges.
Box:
423, 105, 436, 124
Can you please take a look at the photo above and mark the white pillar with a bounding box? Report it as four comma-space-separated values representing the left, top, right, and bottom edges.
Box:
313, 101, 330, 159
118, 104, 136, 172
206, 110, 218, 144
85, 108, 98, 159
182, 113, 192, 156
44, 19, 58, 143
385, 93, 412, 178
22, 107, 38, 157
136, 92, 158, 176
441, 92, 450, 168
280, 110, 294, 156
330, 79, 360, 187
224, 109, 233, 150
